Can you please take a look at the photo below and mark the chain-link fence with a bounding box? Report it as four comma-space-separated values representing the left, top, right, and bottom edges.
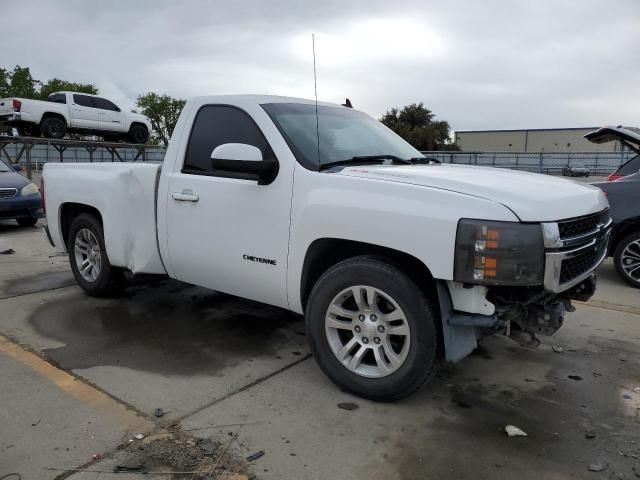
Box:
420, 151, 635, 175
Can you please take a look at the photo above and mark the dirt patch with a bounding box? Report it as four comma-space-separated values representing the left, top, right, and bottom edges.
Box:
118, 429, 247, 479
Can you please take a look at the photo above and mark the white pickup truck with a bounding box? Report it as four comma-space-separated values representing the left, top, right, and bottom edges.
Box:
0, 91, 152, 143
42, 95, 611, 401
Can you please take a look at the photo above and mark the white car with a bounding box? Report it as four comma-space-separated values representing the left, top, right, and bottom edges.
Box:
41, 95, 611, 400
0, 91, 151, 143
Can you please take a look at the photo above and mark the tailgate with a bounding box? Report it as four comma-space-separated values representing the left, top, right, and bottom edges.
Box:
585, 126, 640, 153
0, 98, 18, 116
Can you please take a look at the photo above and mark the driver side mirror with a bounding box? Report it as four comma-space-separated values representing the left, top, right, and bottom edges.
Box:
210, 143, 277, 185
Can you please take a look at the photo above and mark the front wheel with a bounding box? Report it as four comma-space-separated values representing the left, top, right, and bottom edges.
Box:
305, 256, 440, 401
17, 217, 38, 227
128, 125, 149, 144
613, 232, 640, 288
68, 213, 124, 296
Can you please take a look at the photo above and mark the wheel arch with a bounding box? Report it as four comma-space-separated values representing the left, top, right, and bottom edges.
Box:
40, 111, 68, 127
300, 238, 439, 312
610, 217, 640, 255
128, 121, 148, 132
59, 202, 103, 251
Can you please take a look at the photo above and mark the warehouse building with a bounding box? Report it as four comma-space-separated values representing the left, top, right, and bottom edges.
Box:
455, 127, 630, 153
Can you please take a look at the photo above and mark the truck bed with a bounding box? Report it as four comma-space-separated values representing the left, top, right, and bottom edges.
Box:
44, 162, 166, 275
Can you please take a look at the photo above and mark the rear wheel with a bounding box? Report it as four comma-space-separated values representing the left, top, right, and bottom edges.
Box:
68, 213, 124, 296
305, 256, 440, 401
41, 117, 66, 139
613, 232, 640, 288
128, 124, 149, 144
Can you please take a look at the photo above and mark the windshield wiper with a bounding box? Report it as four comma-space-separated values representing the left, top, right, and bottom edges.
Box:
409, 156, 441, 164
320, 155, 412, 170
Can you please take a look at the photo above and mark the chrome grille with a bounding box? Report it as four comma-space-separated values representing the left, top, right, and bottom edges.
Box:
0, 188, 17, 199
542, 209, 611, 292
558, 209, 610, 240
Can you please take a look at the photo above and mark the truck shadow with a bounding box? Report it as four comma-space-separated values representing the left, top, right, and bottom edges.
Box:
28, 279, 306, 375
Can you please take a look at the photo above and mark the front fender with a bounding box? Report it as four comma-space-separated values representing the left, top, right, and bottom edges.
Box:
286, 168, 518, 313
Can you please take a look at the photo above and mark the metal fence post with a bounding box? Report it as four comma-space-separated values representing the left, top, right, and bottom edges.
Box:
26, 141, 32, 180
538, 152, 543, 173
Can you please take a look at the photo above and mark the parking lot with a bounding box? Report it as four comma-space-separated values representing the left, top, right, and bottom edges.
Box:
1, 219, 639, 479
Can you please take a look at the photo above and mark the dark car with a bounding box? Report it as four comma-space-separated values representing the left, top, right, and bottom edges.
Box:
561, 162, 590, 177
585, 126, 640, 181
0, 158, 43, 226
587, 127, 640, 287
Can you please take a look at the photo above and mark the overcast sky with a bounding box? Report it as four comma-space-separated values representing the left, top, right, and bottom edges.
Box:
3, 0, 639, 131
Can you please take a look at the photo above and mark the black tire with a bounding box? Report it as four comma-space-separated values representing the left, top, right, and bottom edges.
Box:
40, 116, 67, 139
17, 217, 38, 227
67, 213, 124, 296
613, 231, 640, 289
305, 256, 440, 401
128, 124, 149, 144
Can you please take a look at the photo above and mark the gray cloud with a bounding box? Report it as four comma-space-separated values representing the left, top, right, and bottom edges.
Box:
3, 0, 639, 131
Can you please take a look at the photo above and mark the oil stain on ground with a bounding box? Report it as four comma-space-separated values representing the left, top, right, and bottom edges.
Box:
28, 280, 304, 375
366, 336, 640, 480
1, 270, 75, 298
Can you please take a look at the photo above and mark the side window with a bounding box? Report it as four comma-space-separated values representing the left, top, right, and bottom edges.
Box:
93, 97, 119, 112
183, 105, 272, 175
48, 94, 66, 104
618, 154, 640, 176
73, 94, 95, 108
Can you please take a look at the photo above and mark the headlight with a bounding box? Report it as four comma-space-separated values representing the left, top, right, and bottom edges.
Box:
21, 182, 39, 196
454, 219, 544, 286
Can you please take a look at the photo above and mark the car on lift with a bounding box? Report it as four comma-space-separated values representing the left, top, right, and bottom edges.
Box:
0, 158, 42, 227
586, 127, 640, 287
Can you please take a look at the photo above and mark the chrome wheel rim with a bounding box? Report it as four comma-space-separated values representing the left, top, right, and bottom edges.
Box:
74, 228, 102, 282
325, 285, 411, 378
621, 239, 640, 282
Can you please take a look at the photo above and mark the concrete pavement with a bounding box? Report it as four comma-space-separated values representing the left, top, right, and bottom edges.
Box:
0, 219, 638, 479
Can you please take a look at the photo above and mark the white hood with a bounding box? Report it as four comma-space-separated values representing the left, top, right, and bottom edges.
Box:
337, 163, 608, 222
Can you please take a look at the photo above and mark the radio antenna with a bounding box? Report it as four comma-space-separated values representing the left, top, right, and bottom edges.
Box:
312, 33, 320, 164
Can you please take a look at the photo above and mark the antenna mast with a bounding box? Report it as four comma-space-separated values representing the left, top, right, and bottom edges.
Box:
312, 33, 320, 164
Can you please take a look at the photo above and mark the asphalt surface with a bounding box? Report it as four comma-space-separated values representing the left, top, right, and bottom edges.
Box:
0, 218, 638, 480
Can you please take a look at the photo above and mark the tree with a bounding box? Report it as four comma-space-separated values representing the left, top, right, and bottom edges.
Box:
135, 93, 186, 146
38, 78, 97, 99
380, 102, 459, 151
0, 65, 98, 99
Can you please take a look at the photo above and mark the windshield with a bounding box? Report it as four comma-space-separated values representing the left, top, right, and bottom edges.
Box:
0, 159, 11, 173
261, 103, 422, 170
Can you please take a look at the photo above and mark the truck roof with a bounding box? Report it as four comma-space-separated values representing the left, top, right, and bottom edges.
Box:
190, 94, 346, 109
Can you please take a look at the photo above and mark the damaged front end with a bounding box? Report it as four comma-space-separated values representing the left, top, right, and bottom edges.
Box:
488, 275, 597, 348
439, 210, 610, 362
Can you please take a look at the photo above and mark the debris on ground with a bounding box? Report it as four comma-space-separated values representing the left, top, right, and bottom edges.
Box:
0, 248, 15, 255
199, 440, 216, 456
505, 425, 527, 437
246, 451, 265, 462
585, 430, 596, 439
154, 408, 170, 417
337, 402, 359, 411
633, 386, 640, 392
91, 453, 100, 460
134, 433, 145, 440
588, 462, 607, 472
552, 346, 564, 353
623, 394, 632, 400
568, 374, 583, 381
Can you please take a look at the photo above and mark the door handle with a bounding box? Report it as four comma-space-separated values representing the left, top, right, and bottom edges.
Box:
171, 190, 199, 202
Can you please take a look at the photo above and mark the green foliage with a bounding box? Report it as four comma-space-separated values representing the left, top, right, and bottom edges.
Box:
0, 65, 98, 100
380, 102, 459, 151
135, 92, 186, 146
38, 78, 98, 99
